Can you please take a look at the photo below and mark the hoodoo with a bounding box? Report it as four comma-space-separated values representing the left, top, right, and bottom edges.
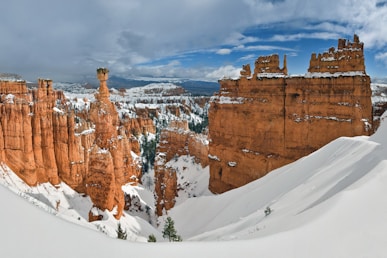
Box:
208, 34, 373, 193
0, 69, 142, 220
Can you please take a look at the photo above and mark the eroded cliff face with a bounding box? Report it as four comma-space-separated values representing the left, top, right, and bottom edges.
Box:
154, 120, 208, 216
208, 35, 373, 193
0, 69, 146, 220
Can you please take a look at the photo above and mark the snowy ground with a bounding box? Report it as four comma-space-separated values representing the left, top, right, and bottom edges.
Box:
0, 164, 161, 242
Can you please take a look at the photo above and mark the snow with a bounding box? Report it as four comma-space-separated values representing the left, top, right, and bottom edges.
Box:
321, 56, 336, 61
53, 107, 65, 114
75, 128, 95, 136
208, 154, 220, 161
1, 80, 387, 256
292, 113, 352, 123
372, 83, 387, 104
164, 155, 212, 205
214, 96, 246, 104
256, 73, 286, 78
304, 71, 366, 78
5, 94, 15, 104
227, 161, 237, 167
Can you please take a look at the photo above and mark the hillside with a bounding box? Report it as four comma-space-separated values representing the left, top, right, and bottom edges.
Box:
1, 108, 387, 256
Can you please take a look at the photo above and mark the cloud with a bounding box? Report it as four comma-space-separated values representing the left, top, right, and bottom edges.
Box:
205, 65, 241, 81
238, 54, 256, 62
216, 49, 232, 55
237, 45, 295, 52
1, 0, 387, 81
375, 52, 387, 65
223, 32, 261, 45
268, 32, 341, 42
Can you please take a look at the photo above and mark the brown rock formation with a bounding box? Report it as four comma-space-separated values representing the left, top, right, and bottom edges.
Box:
154, 120, 208, 215
240, 64, 251, 77
308, 34, 365, 73
0, 69, 142, 220
254, 54, 287, 76
208, 35, 373, 193
84, 68, 141, 219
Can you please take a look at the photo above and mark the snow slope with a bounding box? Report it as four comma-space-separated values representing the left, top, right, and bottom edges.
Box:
1, 113, 387, 257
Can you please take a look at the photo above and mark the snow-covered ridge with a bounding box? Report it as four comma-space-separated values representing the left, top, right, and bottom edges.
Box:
372, 83, 387, 104
0, 73, 24, 82
125, 83, 184, 95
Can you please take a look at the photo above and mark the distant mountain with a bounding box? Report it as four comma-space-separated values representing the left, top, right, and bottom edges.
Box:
178, 80, 220, 96
107, 76, 219, 96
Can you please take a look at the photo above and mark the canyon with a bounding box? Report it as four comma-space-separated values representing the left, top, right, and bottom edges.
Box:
0, 34, 381, 217
0, 70, 210, 219
208, 34, 373, 193
154, 120, 208, 216
0, 69, 145, 220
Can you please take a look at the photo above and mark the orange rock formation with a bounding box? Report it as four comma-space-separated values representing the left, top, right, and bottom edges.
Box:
308, 34, 365, 73
0, 69, 144, 220
208, 35, 373, 193
253, 54, 287, 76
154, 120, 208, 215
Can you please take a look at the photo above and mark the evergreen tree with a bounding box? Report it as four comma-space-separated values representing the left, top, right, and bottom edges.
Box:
162, 217, 182, 242
147, 234, 157, 242
116, 222, 127, 240
141, 133, 157, 174
264, 206, 272, 216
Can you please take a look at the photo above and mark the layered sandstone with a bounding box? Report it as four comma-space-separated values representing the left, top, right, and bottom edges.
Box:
0, 69, 142, 220
154, 120, 208, 215
208, 35, 373, 193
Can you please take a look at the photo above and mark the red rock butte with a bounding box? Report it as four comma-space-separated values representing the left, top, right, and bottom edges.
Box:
208, 34, 373, 193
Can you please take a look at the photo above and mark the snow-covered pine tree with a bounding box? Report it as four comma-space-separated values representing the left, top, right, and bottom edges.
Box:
116, 223, 127, 240
148, 234, 157, 242
162, 217, 182, 242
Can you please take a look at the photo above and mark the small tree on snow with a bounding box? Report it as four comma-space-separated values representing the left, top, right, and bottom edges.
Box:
264, 206, 272, 216
116, 222, 127, 240
148, 234, 157, 242
162, 217, 182, 242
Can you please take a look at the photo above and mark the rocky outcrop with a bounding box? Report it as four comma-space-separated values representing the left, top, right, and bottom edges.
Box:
0, 69, 142, 220
308, 34, 365, 73
154, 120, 208, 216
0, 79, 61, 186
254, 54, 287, 76
208, 35, 373, 193
86, 68, 141, 220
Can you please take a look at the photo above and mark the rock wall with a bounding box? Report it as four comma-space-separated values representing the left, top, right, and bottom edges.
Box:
208, 35, 373, 193
154, 120, 208, 216
0, 69, 145, 220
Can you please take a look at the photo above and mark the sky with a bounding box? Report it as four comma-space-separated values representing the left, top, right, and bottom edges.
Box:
2, 0, 387, 82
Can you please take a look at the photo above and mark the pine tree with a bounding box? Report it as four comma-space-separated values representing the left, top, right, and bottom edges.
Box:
116, 222, 127, 240
162, 217, 182, 242
148, 234, 157, 242
264, 206, 272, 216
